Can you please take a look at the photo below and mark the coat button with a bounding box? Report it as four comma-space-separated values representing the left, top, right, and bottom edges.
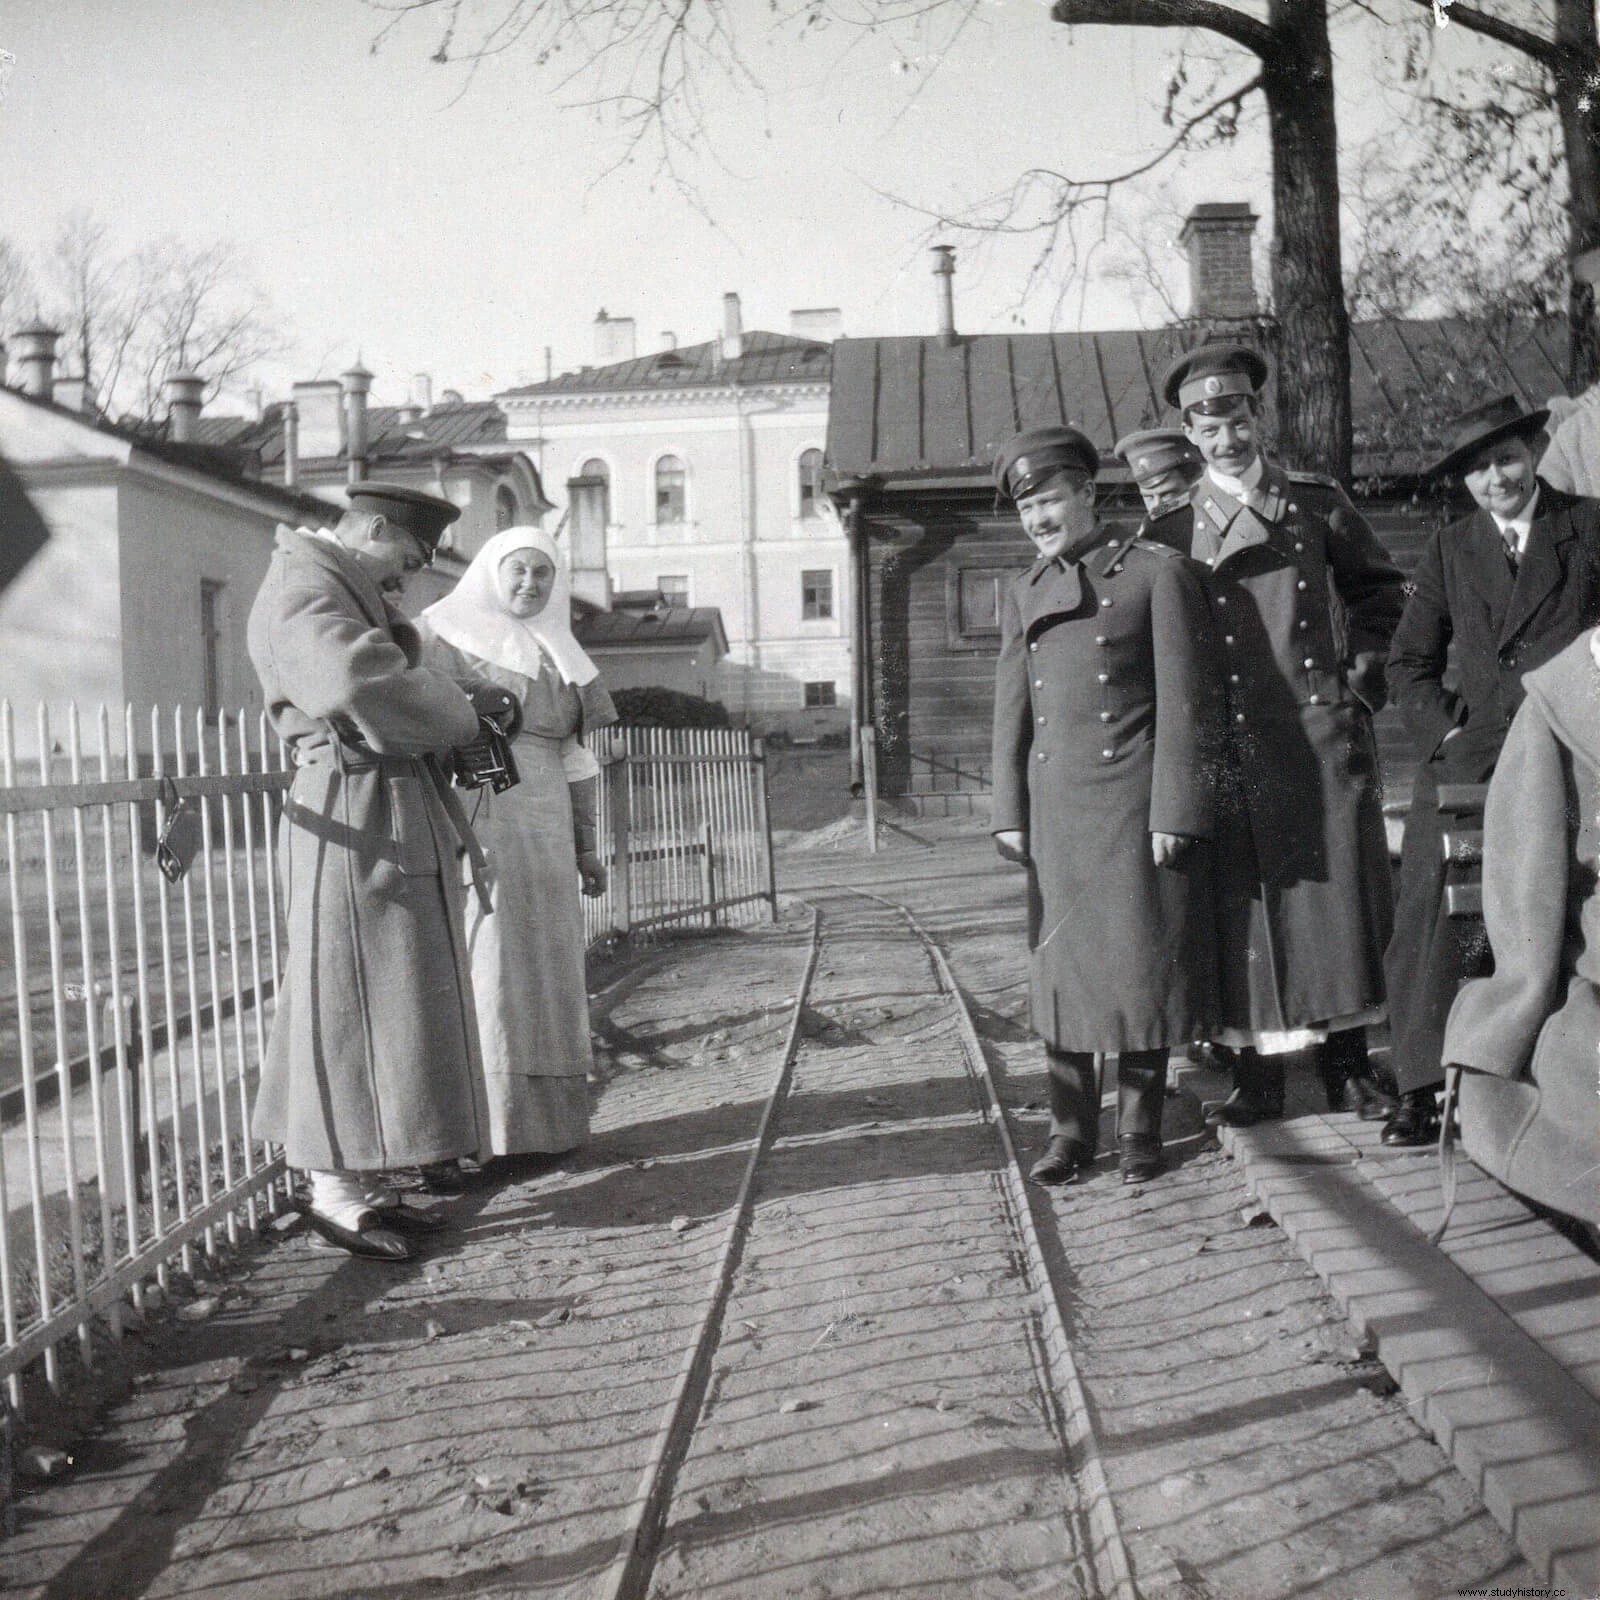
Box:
1029, 642, 1038, 651
1095, 635, 1108, 646
1223, 634, 1235, 645
1037, 751, 1049, 762
1100, 597, 1113, 608
1034, 679, 1044, 689
1235, 713, 1246, 724
1216, 595, 1228, 606
1289, 503, 1298, 513
1294, 541, 1305, 552
1230, 673, 1240, 684
1298, 619, 1309, 631
1101, 748, 1114, 759
1309, 695, 1323, 705
1296, 580, 1307, 591
1037, 715, 1047, 725
1097, 672, 1109, 683
1099, 711, 1112, 723
1303, 658, 1315, 669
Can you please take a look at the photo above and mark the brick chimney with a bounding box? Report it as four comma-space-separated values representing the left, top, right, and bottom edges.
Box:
165, 372, 206, 443
12, 324, 62, 399
594, 310, 637, 365
931, 247, 956, 344
342, 361, 373, 484
721, 292, 743, 362
1179, 203, 1259, 320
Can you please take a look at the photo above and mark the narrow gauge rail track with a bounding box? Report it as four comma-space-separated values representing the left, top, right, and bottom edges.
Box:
596, 889, 1136, 1600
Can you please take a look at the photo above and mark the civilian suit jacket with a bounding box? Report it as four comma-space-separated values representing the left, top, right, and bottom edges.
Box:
1387, 484, 1600, 782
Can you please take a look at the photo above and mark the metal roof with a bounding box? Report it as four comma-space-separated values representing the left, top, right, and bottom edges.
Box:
574, 605, 728, 654
826, 318, 1572, 484
194, 399, 509, 469
500, 331, 831, 397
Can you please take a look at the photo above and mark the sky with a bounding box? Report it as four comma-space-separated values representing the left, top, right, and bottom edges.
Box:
0, 0, 1488, 412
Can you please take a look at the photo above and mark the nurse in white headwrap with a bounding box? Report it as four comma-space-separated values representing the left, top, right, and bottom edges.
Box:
417, 527, 617, 1161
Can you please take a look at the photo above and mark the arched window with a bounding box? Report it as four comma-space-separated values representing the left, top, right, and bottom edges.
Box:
494, 485, 518, 530
655, 454, 686, 523
798, 448, 825, 520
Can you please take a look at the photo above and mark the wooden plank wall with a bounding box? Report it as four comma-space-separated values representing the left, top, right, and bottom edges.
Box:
867, 493, 1453, 804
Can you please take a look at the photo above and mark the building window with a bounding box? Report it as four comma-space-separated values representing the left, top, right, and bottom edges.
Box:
657, 574, 690, 606
955, 566, 1010, 639
494, 485, 518, 530
798, 448, 824, 519
200, 579, 227, 716
801, 568, 834, 621
803, 680, 837, 709
655, 454, 686, 523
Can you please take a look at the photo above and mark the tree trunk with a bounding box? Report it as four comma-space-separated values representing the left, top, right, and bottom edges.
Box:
1554, 0, 1600, 389
1261, 1, 1351, 478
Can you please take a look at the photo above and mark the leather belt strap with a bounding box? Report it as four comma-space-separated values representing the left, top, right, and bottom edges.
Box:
423, 754, 494, 916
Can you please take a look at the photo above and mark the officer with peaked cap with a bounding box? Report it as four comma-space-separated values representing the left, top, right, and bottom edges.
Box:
990, 425, 1222, 1187
1384, 395, 1600, 1146
1115, 428, 1203, 552
1159, 342, 1407, 1127
247, 481, 514, 1259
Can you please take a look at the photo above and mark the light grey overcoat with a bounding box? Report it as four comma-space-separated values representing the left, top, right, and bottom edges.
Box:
247, 529, 486, 1171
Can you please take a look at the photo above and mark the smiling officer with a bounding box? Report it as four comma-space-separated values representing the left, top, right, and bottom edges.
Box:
1161, 343, 1407, 1127
990, 425, 1222, 1188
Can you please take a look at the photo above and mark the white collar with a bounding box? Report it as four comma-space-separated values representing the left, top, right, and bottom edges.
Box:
1208, 454, 1266, 500
1491, 486, 1539, 551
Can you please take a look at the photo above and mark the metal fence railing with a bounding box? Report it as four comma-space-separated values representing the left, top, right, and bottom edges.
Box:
583, 726, 779, 946
0, 707, 776, 1407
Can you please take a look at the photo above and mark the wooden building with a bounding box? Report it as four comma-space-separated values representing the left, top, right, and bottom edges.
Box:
825, 316, 1574, 812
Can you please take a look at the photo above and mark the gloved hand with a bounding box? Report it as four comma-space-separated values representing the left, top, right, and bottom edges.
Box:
465, 681, 521, 738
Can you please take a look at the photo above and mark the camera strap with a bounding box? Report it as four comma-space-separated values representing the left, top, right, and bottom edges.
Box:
423, 754, 495, 915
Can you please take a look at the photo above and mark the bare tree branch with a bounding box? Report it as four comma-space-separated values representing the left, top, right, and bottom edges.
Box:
1396, 0, 1560, 69
1048, 0, 1274, 58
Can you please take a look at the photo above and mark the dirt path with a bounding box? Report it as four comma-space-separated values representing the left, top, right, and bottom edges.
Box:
0, 819, 1542, 1599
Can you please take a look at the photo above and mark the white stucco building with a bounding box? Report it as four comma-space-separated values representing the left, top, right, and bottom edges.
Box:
498, 295, 849, 734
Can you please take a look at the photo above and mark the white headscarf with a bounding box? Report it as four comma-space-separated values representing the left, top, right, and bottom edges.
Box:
420, 525, 600, 687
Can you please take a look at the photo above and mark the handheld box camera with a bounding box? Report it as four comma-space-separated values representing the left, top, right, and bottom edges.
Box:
453, 716, 520, 794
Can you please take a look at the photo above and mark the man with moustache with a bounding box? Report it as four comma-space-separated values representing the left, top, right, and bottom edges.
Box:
1384, 396, 1600, 1145
1162, 344, 1407, 1126
990, 426, 1221, 1188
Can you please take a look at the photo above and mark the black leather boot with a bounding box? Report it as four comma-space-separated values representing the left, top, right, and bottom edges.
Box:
1117, 1050, 1167, 1183
1381, 1087, 1440, 1147
1204, 1048, 1284, 1128
1317, 1028, 1399, 1120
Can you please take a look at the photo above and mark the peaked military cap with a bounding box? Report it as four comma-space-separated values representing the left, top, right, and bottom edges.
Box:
345, 481, 462, 552
1161, 343, 1270, 413
1113, 428, 1202, 486
1428, 394, 1551, 479
993, 425, 1099, 502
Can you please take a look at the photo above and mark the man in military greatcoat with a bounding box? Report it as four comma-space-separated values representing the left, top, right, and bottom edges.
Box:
1162, 344, 1407, 1125
248, 483, 513, 1261
990, 425, 1222, 1187
1384, 396, 1600, 1145
1114, 428, 1204, 553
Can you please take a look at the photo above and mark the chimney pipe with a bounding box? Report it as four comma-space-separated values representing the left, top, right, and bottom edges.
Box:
931, 247, 956, 344
282, 402, 300, 488
721, 292, 743, 362
342, 361, 373, 485
13, 324, 62, 399
165, 371, 207, 443
411, 372, 433, 415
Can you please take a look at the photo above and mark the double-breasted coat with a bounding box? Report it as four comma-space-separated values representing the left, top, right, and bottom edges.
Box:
991, 534, 1221, 1053
1385, 485, 1600, 1093
247, 529, 487, 1172
1177, 464, 1407, 1036
1442, 632, 1600, 1228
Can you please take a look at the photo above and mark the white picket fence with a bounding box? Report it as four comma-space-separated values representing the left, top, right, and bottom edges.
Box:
0, 704, 775, 1408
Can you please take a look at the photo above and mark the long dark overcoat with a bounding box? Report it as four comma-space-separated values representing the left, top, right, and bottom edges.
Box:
1443, 633, 1600, 1228
1385, 485, 1600, 1093
991, 535, 1221, 1052
247, 530, 487, 1171
1179, 465, 1407, 1035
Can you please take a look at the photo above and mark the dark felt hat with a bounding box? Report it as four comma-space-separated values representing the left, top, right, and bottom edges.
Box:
345, 481, 462, 552
1113, 428, 1202, 485
1428, 394, 1551, 479
993, 425, 1099, 502
1160, 342, 1270, 412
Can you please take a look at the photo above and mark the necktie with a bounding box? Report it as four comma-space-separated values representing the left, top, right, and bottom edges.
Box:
1503, 535, 1519, 575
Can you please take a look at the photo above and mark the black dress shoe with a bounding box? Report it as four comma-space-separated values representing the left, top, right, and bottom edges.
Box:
1330, 1071, 1401, 1121
414, 1161, 466, 1197
1118, 1133, 1164, 1184
1203, 1087, 1280, 1128
1029, 1137, 1088, 1187
304, 1209, 411, 1262
370, 1202, 448, 1235
1380, 1090, 1440, 1147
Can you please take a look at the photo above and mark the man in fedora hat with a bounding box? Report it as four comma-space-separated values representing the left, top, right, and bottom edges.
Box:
248, 483, 516, 1259
990, 426, 1222, 1188
1161, 342, 1407, 1127
1114, 428, 1204, 553
1384, 396, 1600, 1145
